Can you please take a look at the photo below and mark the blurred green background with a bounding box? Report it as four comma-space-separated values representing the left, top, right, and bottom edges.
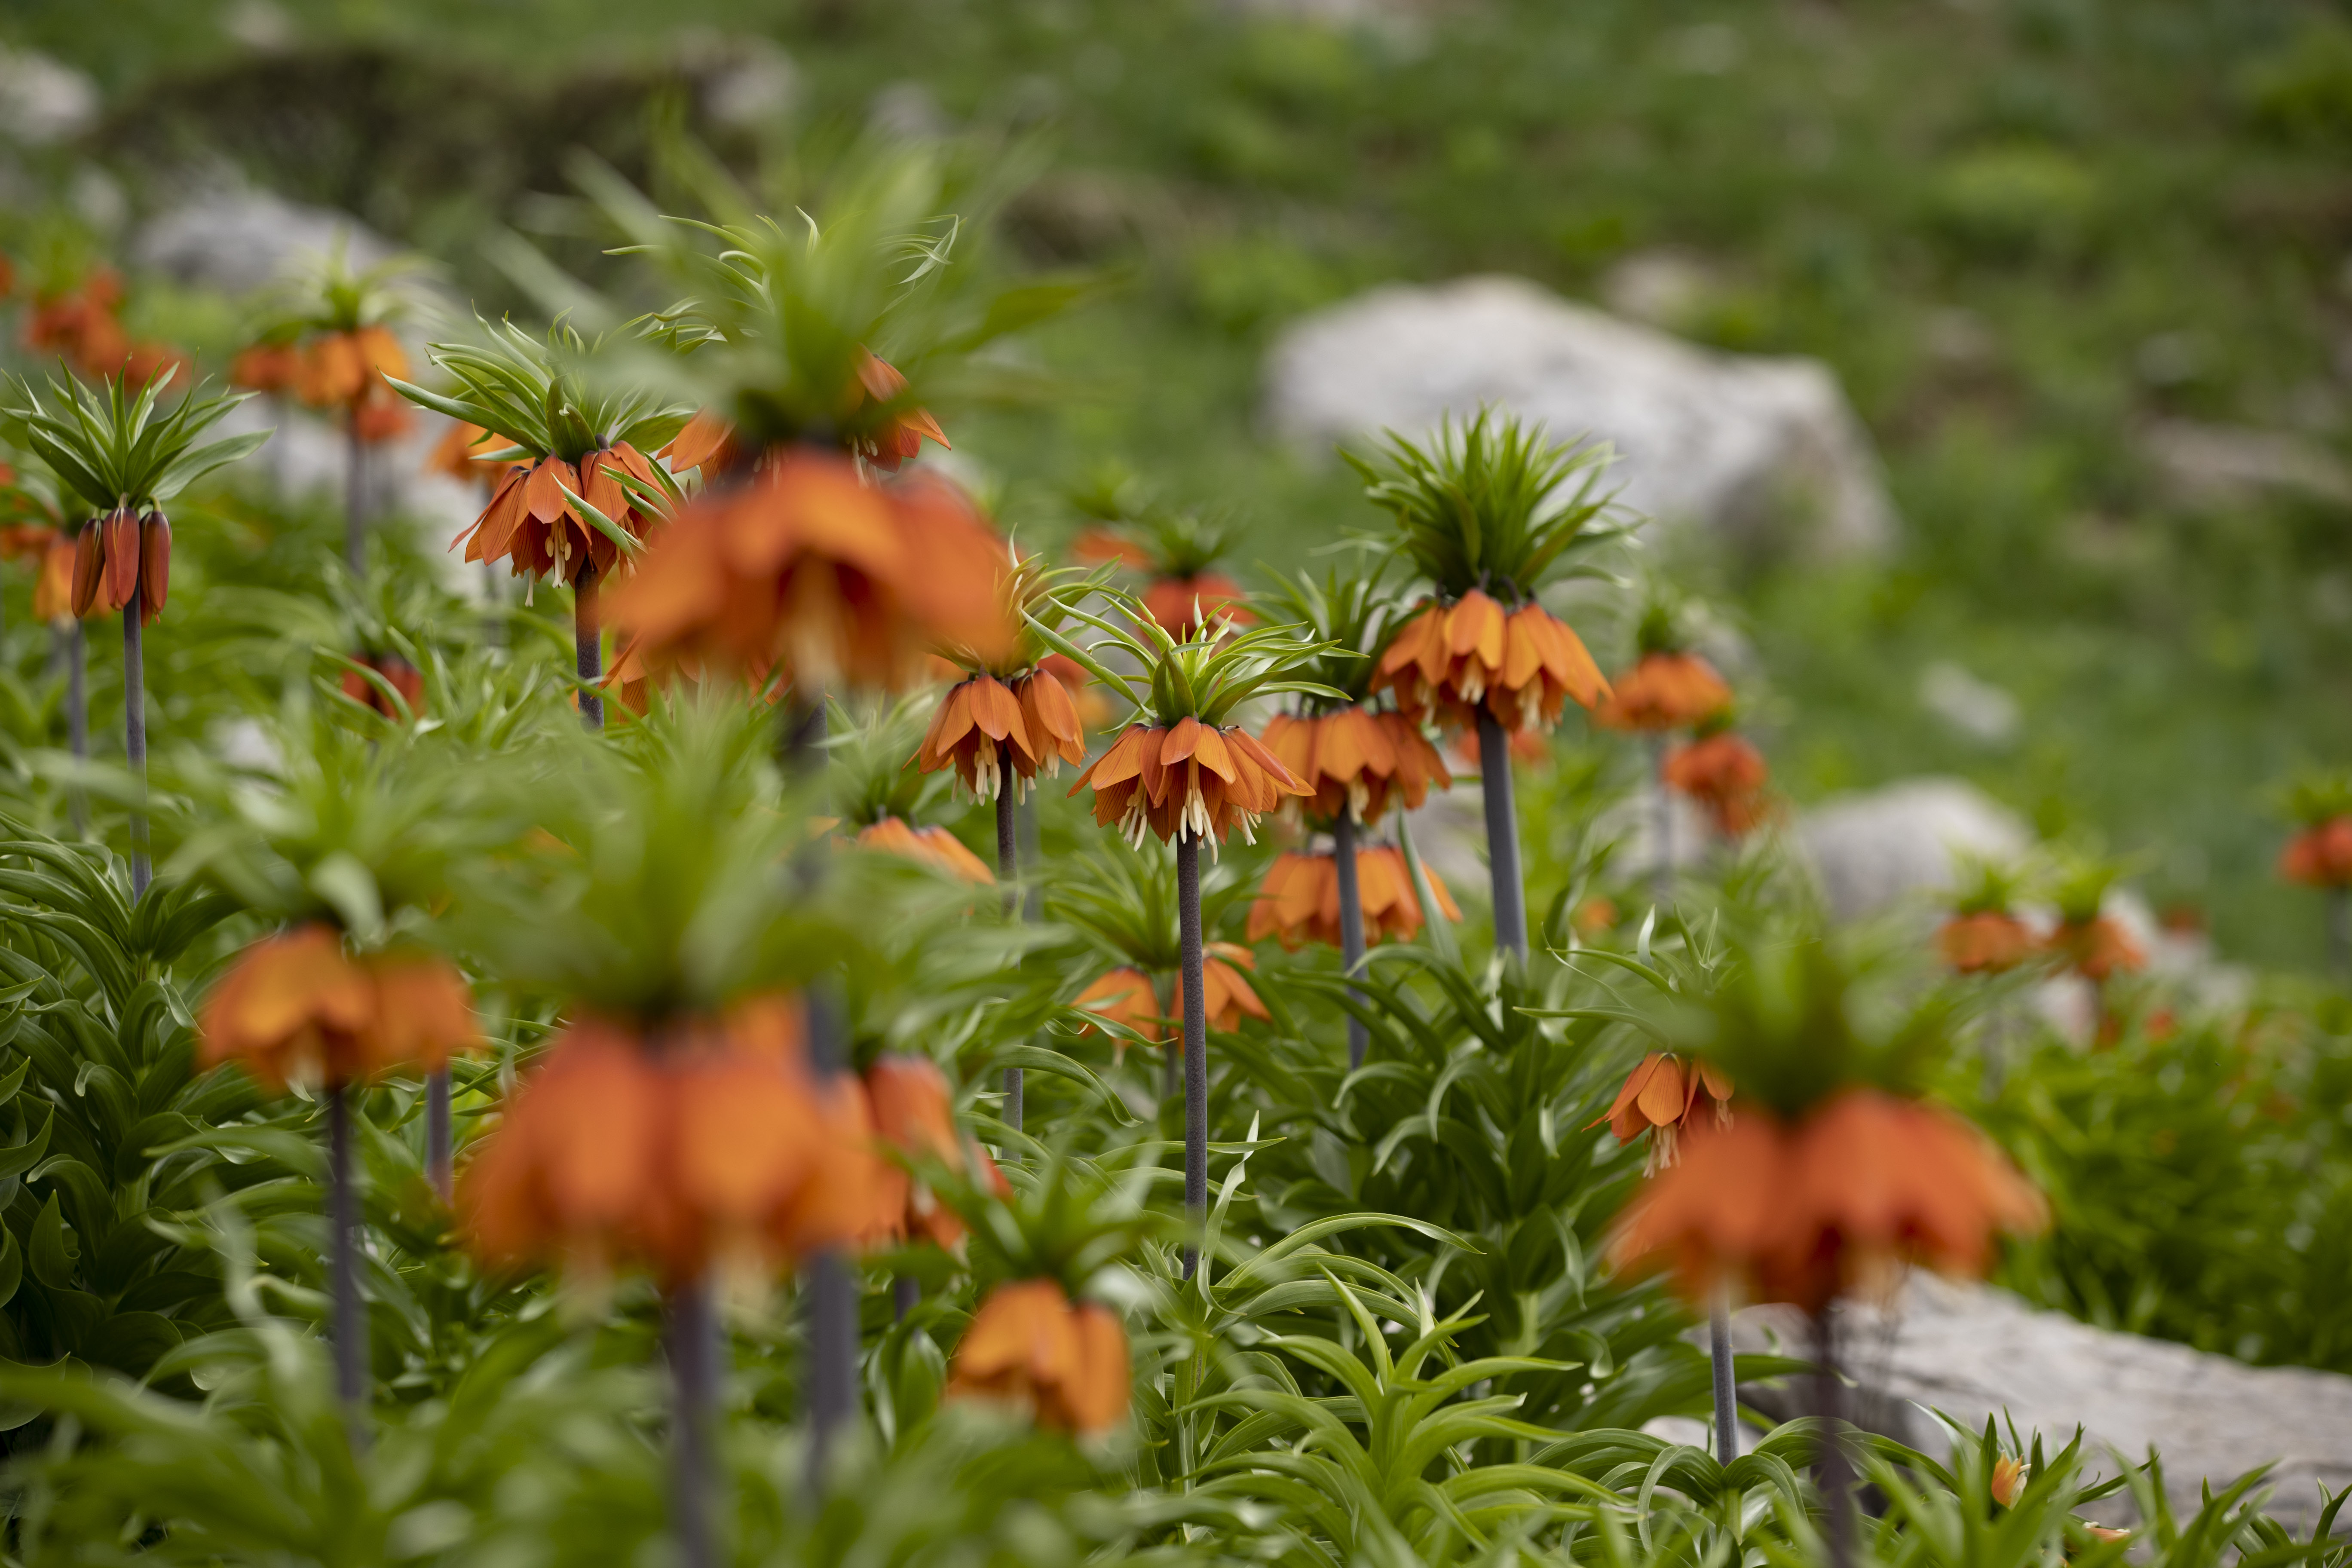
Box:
7, 0, 2352, 967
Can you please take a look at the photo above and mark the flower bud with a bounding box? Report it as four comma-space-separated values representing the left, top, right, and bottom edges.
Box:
138, 511, 169, 624
101, 507, 141, 614
70, 518, 104, 616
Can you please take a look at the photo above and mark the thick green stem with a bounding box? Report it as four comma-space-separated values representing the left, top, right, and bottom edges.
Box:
1650, 734, 1673, 908
1709, 1293, 1739, 1464
803, 987, 856, 1490
66, 620, 85, 838
345, 421, 367, 576
425, 1070, 452, 1202
998, 759, 1021, 1134
1815, 1309, 1853, 1568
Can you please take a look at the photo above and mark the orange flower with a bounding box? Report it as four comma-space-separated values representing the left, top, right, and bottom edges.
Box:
351, 396, 414, 445
70, 508, 169, 624
1594, 652, 1733, 732
1589, 1052, 1733, 1174
856, 816, 995, 883
1172, 942, 1271, 1032
30, 536, 74, 623
853, 350, 951, 472
1070, 526, 1154, 570
1246, 847, 1461, 949
658, 410, 738, 479
198, 925, 481, 1094
1039, 653, 1113, 732
1069, 719, 1309, 848
340, 653, 425, 719
457, 446, 665, 588
1991, 1455, 2027, 1508
609, 454, 1018, 692
863, 1054, 1006, 1251
297, 326, 410, 410
0, 523, 54, 564
24, 271, 129, 378
1139, 572, 1254, 640
1609, 1089, 2045, 1314
2047, 916, 2144, 983
2281, 818, 2352, 888
426, 421, 518, 490
1572, 895, 1618, 935
119, 342, 188, 394
230, 342, 302, 394
1937, 911, 2035, 975
1259, 708, 1450, 826
1372, 592, 1608, 735
1073, 968, 1164, 1043
915, 669, 1089, 801
947, 1277, 1130, 1435
461, 999, 889, 1285
1663, 732, 1771, 836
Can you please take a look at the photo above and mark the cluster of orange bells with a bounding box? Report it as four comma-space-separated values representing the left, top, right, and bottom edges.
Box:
1936, 908, 2145, 983
1595, 649, 1774, 838
21, 268, 186, 391
1373, 588, 1607, 735
1074, 948, 1270, 1046
1072, 719, 1308, 850
915, 669, 1089, 802
2282, 816, 2352, 889
0, 522, 74, 625
232, 325, 413, 442
1248, 847, 1461, 949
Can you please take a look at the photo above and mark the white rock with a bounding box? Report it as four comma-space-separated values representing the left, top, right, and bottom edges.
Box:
132, 188, 406, 298
1918, 660, 2021, 747
0, 48, 98, 146
1794, 777, 2030, 924
1732, 1272, 2352, 1533
1263, 275, 1896, 555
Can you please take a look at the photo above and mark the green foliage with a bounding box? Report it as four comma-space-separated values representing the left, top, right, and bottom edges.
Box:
1347, 410, 1630, 606
2, 374, 266, 521
390, 318, 693, 469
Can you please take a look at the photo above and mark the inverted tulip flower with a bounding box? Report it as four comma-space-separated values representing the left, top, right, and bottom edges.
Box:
6, 372, 266, 897
855, 816, 995, 884
1607, 934, 2044, 1556
24, 268, 185, 390
1259, 561, 1455, 1066
391, 320, 692, 732
1248, 846, 1461, 951
1663, 726, 1773, 839
947, 1277, 1130, 1436
247, 246, 427, 571
1590, 1051, 1732, 1175
2043, 856, 2145, 1039
1040, 606, 1328, 1270
1352, 410, 1628, 958
2279, 772, 2352, 977
1937, 858, 2037, 978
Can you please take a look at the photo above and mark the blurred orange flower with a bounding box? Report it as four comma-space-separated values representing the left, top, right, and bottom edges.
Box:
1590, 1052, 1733, 1173
1663, 732, 1771, 836
915, 669, 1088, 801
1138, 571, 1253, 640
462, 999, 889, 1286
31, 536, 74, 623
856, 816, 995, 883
425, 421, 518, 490
1071, 719, 1308, 848
340, 653, 426, 719
2047, 916, 2144, 982
658, 410, 738, 479
610, 454, 1018, 692
1246, 846, 1460, 950
1937, 911, 2035, 975
1038, 653, 1112, 732
230, 342, 303, 395
947, 1277, 1129, 1435
1609, 1089, 2046, 1314
2282, 818, 2352, 888
1595, 651, 1733, 732
1259, 708, 1450, 826
853, 350, 951, 472
1373, 591, 1607, 735
1172, 942, 1270, 1033
199, 925, 481, 1094
863, 1054, 1007, 1251
297, 326, 409, 410
1073, 967, 1164, 1043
